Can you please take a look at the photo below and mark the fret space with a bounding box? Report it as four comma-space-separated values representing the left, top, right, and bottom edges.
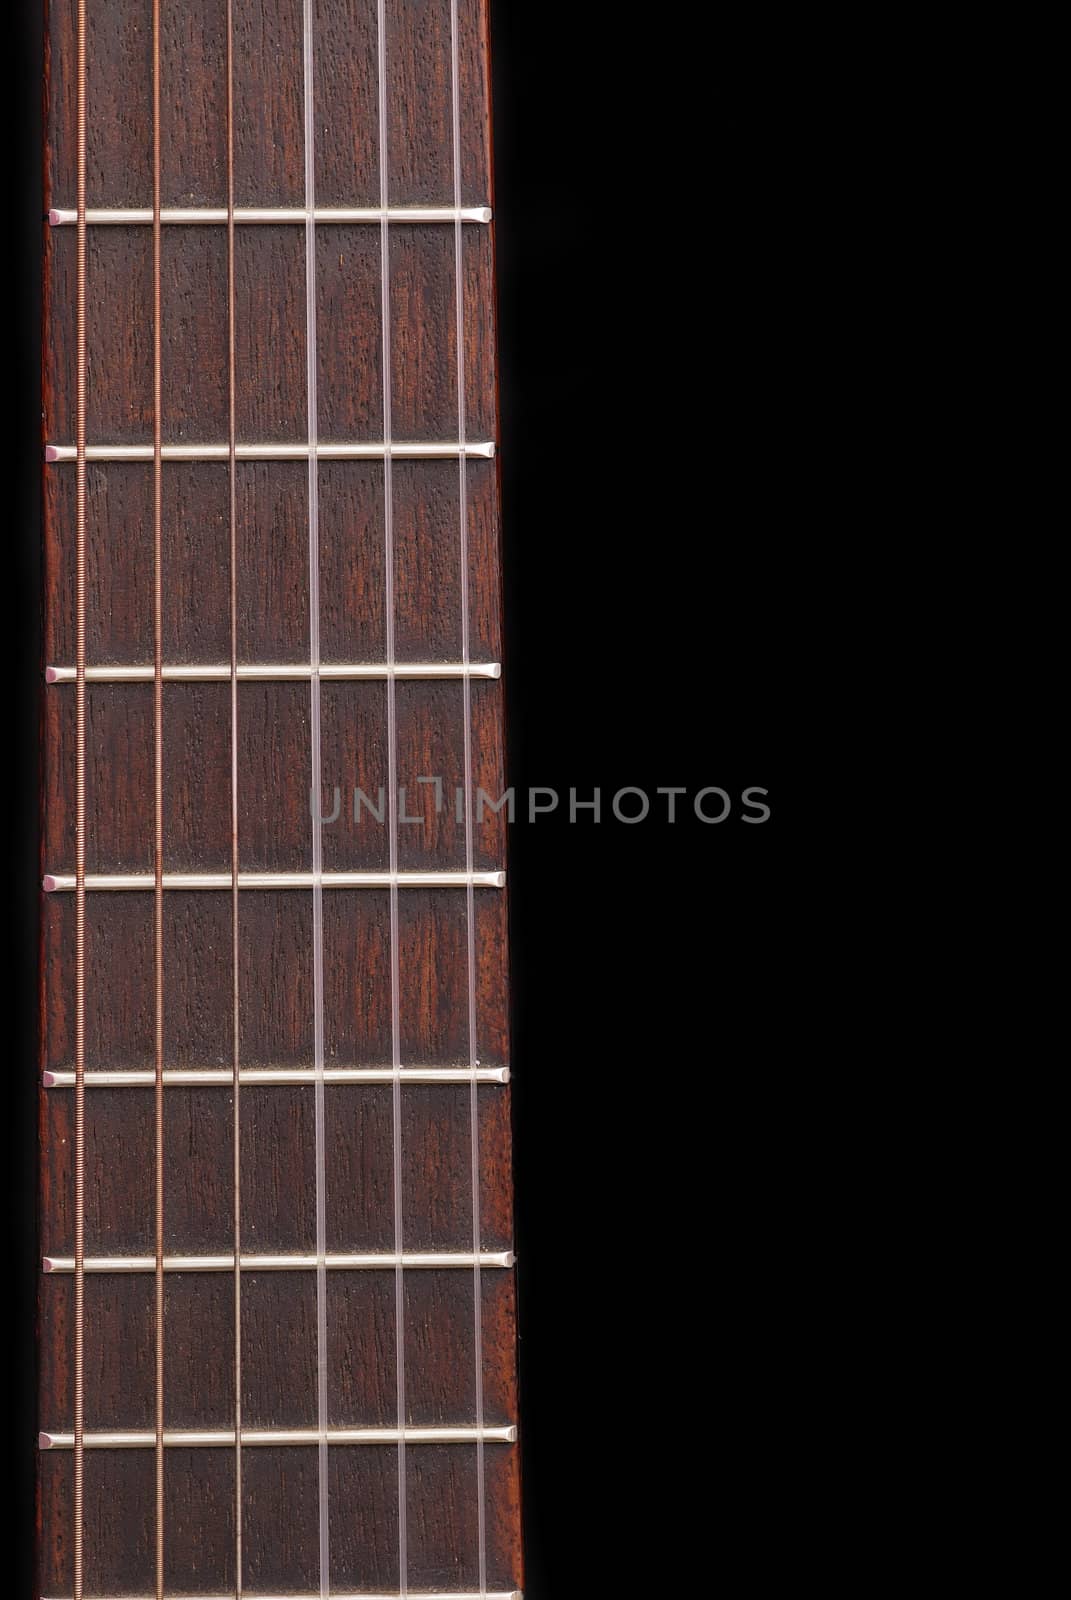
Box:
47, 0, 492, 211
43, 677, 506, 875
39, 1269, 517, 1434
42, 892, 509, 1082
42, 1085, 511, 1259
39, 1443, 519, 1594
46, 225, 496, 447
45, 459, 502, 667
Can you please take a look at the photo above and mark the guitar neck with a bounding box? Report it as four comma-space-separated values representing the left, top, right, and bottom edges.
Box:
39, 2, 521, 1595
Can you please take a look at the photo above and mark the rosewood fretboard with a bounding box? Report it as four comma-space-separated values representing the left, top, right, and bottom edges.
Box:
39, 1, 520, 1595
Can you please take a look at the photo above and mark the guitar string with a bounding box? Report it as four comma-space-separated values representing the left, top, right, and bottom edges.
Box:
375, 3, 409, 1590
152, 2, 166, 1595
225, 0, 242, 1592
300, 1, 331, 1595
449, 4, 489, 1593
72, 0, 87, 1591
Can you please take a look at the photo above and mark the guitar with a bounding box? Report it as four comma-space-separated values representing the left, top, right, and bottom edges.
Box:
38, 2, 520, 1594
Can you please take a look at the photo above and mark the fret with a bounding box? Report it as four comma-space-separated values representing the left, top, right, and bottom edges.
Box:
44, 1067, 510, 1087
47, 662, 501, 683
44, 871, 506, 891
43, 1594, 521, 1600
46, 441, 495, 462
44, 1252, 514, 1273
50, 205, 493, 225
44, 1431, 519, 1461
43, 1593, 522, 1600
44, 1594, 521, 1600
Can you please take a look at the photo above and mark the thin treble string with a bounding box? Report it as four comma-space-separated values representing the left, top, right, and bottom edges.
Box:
449, 5, 488, 1592
225, 0, 242, 1593
375, 3, 408, 1590
300, 2, 331, 1595
72, 0, 88, 1592
152, 1, 166, 1596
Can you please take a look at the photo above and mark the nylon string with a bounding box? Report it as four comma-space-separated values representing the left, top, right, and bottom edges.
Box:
375, 2, 410, 1590
72, 0, 88, 1590
151, 2, 166, 1594
225, 0, 243, 1591
448, 4, 489, 1594
300, 2, 332, 1594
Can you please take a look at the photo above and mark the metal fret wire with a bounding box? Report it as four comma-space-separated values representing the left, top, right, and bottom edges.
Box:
151, 4, 166, 1593
376, 5, 410, 1590
300, 3, 331, 1595
450, 5, 488, 1594
45, 1427, 515, 1449
44, 1066, 510, 1087
226, 0, 243, 1591
46, 662, 501, 682
45, 1593, 517, 1600
51, 202, 492, 223
47, 441, 495, 461
44, 1593, 518, 1600
72, 0, 87, 1590
45, 1252, 513, 1273
44, 869, 504, 891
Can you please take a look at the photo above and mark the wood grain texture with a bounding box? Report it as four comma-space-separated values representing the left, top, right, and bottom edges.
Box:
39, 0, 520, 1593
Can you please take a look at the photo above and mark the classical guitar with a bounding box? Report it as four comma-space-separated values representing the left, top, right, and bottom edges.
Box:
38, 2, 520, 1595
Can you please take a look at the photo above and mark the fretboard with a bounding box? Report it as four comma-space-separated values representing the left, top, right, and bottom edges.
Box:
38, 2, 520, 1596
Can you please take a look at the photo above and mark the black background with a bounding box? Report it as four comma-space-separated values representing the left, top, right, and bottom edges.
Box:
490, 14, 810, 1592
9, 5, 813, 1592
